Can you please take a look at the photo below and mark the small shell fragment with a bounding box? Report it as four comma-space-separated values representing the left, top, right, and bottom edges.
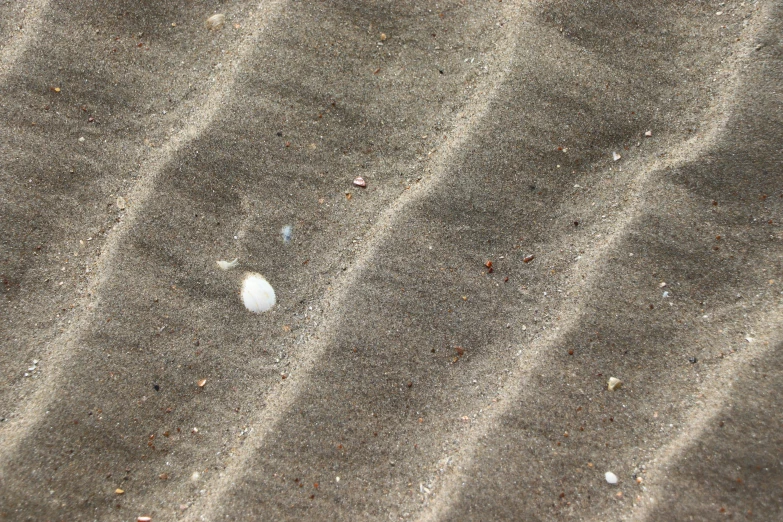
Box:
353, 176, 367, 188
137, 518, 152, 522
644, 130, 652, 137
116, 196, 127, 210
241, 272, 276, 313
216, 258, 239, 270
607, 377, 623, 391
197, 379, 207, 387
523, 255, 535, 263
205, 13, 225, 30
115, 488, 125, 495
612, 151, 622, 161
281, 225, 293, 244
605, 472, 618, 484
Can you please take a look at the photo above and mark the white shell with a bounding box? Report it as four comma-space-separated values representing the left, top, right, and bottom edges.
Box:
607, 377, 623, 391
205, 13, 225, 30
353, 176, 366, 187
216, 258, 239, 270
605, 472, 618, 484
242, 273, 276, 313
612, 151, 622, 161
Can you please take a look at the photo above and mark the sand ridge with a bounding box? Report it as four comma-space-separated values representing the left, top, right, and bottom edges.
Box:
0, 0, 287, 471
183, 1, 527, 519
419, 2, 780, 519
1, 0, 781, 520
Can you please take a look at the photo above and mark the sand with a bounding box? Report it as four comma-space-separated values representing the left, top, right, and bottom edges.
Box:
1, 1, 781, 520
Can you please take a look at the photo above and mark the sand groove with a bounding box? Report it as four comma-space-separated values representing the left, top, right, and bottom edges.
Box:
1, 1, 780, 520
186, 2, 527, 520
419, 3, 782, 520
0, 0, 286, 494
0, 0, 50, 78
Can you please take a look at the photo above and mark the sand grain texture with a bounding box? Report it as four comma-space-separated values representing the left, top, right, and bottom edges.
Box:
1, 1, 781, 521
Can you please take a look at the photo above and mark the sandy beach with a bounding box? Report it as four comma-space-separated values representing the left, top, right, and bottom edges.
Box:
1, 1, 781, 520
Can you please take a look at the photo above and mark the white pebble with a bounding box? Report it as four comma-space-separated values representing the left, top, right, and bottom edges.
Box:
612, 151, 621, 161
605, 471, 618, 484
241, 273, 276, 313
607, 377, 623, 391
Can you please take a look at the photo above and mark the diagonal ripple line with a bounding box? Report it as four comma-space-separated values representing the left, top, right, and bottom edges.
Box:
185, 1, 528, 519
0, 0, 288, 468
415, 4, 778, 522
0, 0, 50, 81
631, 314, 783, 522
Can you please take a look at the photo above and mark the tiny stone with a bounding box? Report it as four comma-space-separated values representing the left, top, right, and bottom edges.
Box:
607, 377, 623, 391
380, 33, 387, 41
353, 176, 367, 187
78, 137, 85, 143
644, 130, 652, 137
612, 151, 621, 161
605, 472, 618, 484
116, 196, 126, 210
205, 13, 225, 30
281, 225, 293, 243
115, 488, 125, 495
